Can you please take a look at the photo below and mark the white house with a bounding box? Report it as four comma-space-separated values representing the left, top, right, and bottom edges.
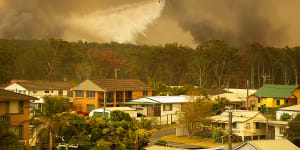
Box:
5, 81, 74, 104
209, 88, 257, 110
124, 96, 200, 125
276, 104, 300, 120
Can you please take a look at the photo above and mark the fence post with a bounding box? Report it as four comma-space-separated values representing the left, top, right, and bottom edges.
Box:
171, 114, 172, 124
167, 114, 168, 125
160, 115, 161, 125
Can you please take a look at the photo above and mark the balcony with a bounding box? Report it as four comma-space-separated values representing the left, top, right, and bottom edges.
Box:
0, 115, 10, 123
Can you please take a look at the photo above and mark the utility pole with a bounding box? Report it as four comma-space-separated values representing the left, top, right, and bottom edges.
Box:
228, 111, 232, 150
103, 90, 107, 117
247, 80, 249, 110
266, 118, 269, 139
114, 68, 120, 79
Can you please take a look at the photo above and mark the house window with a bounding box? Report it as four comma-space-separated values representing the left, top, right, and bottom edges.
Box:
143, 90, 148, 96
44, 90, 50, 94
233, 123, 237, 129
279, 127, 284, 135
246, 123, 250, 129
256, 123, 262, 129
19, 101, 24, 114
116, 91, 124, 102
5, 102, 9, 114
276, 100, 281, 105
58, 90, 63, 95
163, 104, 173, 111
107, 92, 114, 103
76, 90, 84, 98
86, 91, 95, 98
18, 125, 24, 139
33, 90, 37, 94
125, 91, 132, 101
258, 98, 261, 103
285, 99, 289, 104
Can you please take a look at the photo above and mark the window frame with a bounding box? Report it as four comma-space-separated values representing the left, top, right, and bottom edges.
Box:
276, 99, 281, 105
163, 104, 173, 111
86, 91, 95, 98
255, 123, 262, 129
143, 90, 148, 97
279, 127, 284, 135
58, 90, 63, 95
76, 90, 84, 98
125, 91, 132, 101
19, 101, 24, 114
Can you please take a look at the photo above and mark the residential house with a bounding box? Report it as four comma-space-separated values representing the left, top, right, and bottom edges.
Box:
249, 84, 300, 111
124, 95, 200, 125
209, 89, 257, 110
268, 120, 288, 140
234, 139, 299, 150
0, 89, 38, 145
71, 79, 152, 113
210, 93, 248, 110
5, 80, 74, 105
276, 104, 300, 120
211, 110, 269, 141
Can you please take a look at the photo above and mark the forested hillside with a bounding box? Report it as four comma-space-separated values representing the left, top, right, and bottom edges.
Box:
1, 39, 299, 89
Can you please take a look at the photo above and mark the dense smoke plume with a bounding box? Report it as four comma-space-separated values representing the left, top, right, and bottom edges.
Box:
0, 0, 165, 43
1, 0, 300, 46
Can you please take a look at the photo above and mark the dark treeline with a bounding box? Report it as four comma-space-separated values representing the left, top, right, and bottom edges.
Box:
0, 39, 299, 89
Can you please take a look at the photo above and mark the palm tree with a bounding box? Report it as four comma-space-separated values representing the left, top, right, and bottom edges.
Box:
0, 120, 23, 149
31, 96, 70, 150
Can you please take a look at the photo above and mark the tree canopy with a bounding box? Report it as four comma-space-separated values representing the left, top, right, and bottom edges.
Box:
1, 39, 300, 89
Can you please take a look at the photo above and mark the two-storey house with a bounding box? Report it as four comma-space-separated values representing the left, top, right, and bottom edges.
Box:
248, 84, 300, 111
0, 89, 38, 146
5, 80, 74, 109
71, 79, 153, 112
211, 110, 269, 141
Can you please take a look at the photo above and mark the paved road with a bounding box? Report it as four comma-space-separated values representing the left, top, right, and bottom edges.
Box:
150, 128, 176, 145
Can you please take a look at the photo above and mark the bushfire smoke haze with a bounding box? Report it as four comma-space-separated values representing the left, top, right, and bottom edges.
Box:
1, 0, 300, 47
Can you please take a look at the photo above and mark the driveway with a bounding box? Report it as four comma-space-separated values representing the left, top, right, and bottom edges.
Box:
150, 128, 176, 145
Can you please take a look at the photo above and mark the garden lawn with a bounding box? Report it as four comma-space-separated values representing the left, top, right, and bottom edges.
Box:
160, 135, 242, 148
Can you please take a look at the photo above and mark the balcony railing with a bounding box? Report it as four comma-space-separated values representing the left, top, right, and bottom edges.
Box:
0, 115, 10, 123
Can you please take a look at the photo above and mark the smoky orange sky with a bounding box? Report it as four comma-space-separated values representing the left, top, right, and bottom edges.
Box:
1, 0, 300, 47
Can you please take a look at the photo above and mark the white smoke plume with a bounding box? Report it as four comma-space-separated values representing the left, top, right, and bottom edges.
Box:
0, 0, 165, 43
65, 0, 166, 43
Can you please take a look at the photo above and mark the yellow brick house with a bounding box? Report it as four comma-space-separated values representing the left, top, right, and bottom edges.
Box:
71, 79, 153, 113
248, 84, 300, 111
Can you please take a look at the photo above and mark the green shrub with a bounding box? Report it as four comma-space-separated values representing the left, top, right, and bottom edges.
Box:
212, 127, 228, 143
154, 140, 168, 146
280, 113, 291, 121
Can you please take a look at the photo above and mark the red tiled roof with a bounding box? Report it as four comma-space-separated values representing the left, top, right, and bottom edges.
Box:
90, 79, 152, 91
